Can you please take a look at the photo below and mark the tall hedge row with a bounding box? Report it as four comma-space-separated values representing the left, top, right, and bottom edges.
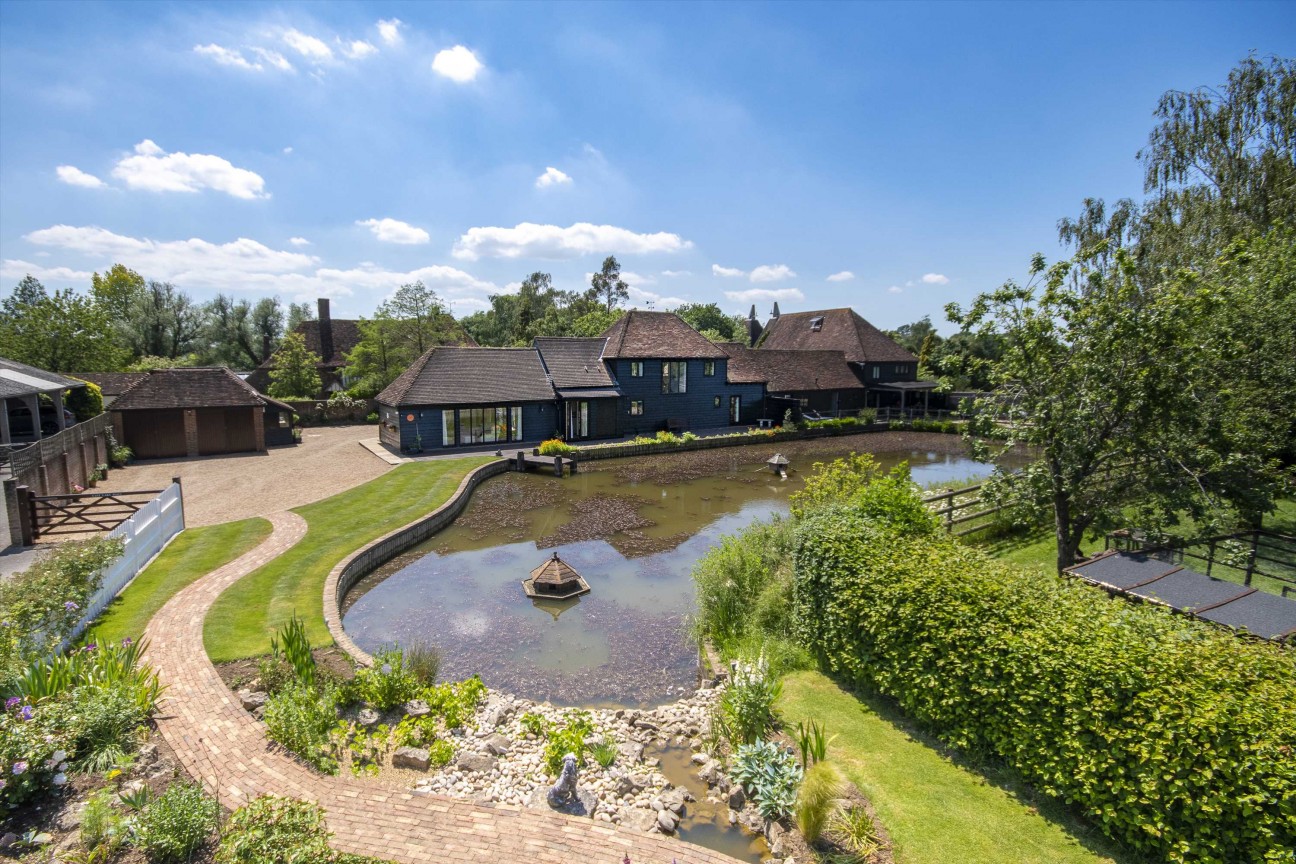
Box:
792, 505, 1296, 864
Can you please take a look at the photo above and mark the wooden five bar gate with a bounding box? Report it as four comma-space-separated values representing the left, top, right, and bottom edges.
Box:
15, 479, 178, 545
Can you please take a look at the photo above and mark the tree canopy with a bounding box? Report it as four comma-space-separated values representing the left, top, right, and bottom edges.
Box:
267, 332, 322, 400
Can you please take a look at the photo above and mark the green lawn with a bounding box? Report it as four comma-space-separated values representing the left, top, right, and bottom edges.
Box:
89, 518, 272, 645
203, 456, 495, 663
779, 671, 1133, 864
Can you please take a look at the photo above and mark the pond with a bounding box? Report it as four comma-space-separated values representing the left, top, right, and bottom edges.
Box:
342, 432, 1013, 708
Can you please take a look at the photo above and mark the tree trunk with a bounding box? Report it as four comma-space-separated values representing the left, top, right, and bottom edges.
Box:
1054, 491, 1078, 574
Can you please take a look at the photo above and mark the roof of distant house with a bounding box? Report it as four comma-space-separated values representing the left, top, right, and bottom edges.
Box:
70, 372, 149, 397
717, 343, 863, 392
256, 314, 477, 371
110, 367, 292, 412
758, 308, 917, 364
377, 347, 555, 406
0, 357, 85, 399
600, 310, 727, 360
533, 338, 616, 389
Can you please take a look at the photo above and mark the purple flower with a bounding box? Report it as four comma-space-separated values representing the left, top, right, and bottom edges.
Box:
64, 601, 79, 611
20, 705, 33, 721
4, 696, 19, 710
121, 637, 133, 646
84, 643, 96, 652
12, 761, 27, 775
0, 778, 6, 791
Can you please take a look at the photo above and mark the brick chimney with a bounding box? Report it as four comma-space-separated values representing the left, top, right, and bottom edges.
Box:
317, 298, 333, 362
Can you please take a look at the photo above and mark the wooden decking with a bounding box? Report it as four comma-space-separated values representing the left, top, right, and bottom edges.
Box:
512, 450, 578, 477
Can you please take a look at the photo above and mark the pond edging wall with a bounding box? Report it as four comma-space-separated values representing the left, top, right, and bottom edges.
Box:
571, 422, 895, 462
323, 458, 511, 668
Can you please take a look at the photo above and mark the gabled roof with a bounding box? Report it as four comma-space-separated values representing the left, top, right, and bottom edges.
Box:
758, 308, 917, 364
70, 372, 149, 397
377, 347, 555, 407
600, 310, 727, 360
717, 343, 865, 392
110, 367, 275, 411
0, 357, 84, 399
533, 338, 616, 389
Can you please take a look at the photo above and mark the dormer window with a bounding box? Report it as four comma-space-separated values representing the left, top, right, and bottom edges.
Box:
703, 361, 715, 376
630, 361, 644, 377
809, 316, 824, 332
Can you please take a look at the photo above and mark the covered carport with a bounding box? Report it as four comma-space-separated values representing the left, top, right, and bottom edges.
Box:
0, 358, 80, 446
872, 379, 939, 414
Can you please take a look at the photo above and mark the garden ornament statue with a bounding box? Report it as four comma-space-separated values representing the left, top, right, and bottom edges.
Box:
548, 753, 579, 807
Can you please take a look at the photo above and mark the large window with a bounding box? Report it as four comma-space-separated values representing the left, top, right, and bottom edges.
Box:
446, 406, 523, 446
629, 361, 644, 377
661, 361, 687, 394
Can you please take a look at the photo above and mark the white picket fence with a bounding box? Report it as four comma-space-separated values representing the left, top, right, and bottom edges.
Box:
64, 482, 185, 646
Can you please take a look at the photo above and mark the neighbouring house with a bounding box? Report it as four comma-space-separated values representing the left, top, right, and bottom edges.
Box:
753, 306, 937, 412
717, 343, 866, 417
246, 298, 478, 399
70, 372, 148, 408
0, 358, 83, 445
110, 368, 296, 459
597, 310, 763, 435
533, 337, 623, 441
376, 348, 556, 452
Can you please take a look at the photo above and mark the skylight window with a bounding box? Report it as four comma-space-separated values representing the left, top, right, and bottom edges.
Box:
809, 316, 824, 332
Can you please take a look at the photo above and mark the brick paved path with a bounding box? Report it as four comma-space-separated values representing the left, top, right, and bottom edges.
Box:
145, 512, 743, 863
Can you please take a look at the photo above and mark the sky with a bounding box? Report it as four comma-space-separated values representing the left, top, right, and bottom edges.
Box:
1, 1, 1291, 332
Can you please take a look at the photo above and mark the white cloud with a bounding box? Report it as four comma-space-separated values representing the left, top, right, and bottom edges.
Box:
723, 287, 805, 303
110, 140, 268, 199
712, 265, 746, 278
431, 45, 483, 83
56, 165, 105, 189
453, 222, 692, 261
826, 271, 855, 282
17, 224, 499, 301
111, 140, 268, 199
344, 39, 377, 60
376, 19, 403, 46
0, 260, 94, 283
584, 270, 655, 289
193, 43, 262, 71
251, 47, 294, 72
283, 146, 294, 155
888, 286, 903, 294
921, 273, 949, 285
357, 217, 430, 245
288, 237, 311, 246
749, 264, 796, 283
535, 167, 572, 189
283, 29, 333, 62
660, 270, 691, 278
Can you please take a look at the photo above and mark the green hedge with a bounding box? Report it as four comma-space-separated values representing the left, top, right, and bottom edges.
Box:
792, 506, 1296, 863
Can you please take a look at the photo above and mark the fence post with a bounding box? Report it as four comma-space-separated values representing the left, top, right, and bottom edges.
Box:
1205, 538, 1216, 577
5, 479, 24, 546
17, 485, 35, 544
1244, 532, 1260, 587
944, 491, 954, 533
172, 476, 185, 529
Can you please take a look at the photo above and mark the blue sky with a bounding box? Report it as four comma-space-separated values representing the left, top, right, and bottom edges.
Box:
1, 1, 1291, 331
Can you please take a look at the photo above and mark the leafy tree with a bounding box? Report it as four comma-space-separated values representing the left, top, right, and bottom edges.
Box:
460, 272, 609, 346
125, 355, 199, 372
120, 281, 202, 360
344, 282, 468, 395
344, 313, 403, 397
676, 303, 739, 341
588, 255, 629, 312
386, 281, 445, 355
286, 302, 315, 333
90, 264, 146, 322
202, 295, 285, 367
0, 284, 125, 372
65, 378, 104, 422
567, 307, 624, 337
268, 332, 322, 399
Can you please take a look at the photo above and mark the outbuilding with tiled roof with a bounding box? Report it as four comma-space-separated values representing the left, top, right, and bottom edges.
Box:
110, 368, 297, 459
717, 343, 869, 415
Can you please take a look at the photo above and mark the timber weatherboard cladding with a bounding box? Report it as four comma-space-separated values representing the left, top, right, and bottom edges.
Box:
394, 402, 552, 451
610, 358, 756, 434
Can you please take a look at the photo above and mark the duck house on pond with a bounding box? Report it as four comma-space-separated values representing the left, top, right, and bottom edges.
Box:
523, 552, 591, 600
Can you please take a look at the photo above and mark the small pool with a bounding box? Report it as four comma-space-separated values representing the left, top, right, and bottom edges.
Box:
342, 437, 1010, 707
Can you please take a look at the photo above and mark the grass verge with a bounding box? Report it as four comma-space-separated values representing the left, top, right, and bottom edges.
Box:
778, 671, 1131, 864
90, 518, 273, 644
203, 456, 495, 663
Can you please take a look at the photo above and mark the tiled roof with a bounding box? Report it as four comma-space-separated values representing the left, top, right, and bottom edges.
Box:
377, 347, 555, 407
0, 357, 83, 399
533, 338, 615, 389
717, 343, 865, 392
110, 367, 273, 411
70, 372, 149, 397
600, 310, 727, 360
758, 308, 917, 364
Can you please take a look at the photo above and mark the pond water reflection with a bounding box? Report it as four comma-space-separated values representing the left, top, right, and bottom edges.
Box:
342, 438, 1008, 707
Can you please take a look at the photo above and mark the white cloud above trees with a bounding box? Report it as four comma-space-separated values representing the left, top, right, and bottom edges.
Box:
535, 167, 572, 189
452, 222, 692, 260
56, 165, 105, 188
723, 287, 805, 303
712, 265, 745, 278
826, 270, 854, 282
356, 217, 430, 245
111, 140, 268, 199
922, 273, 949, 284
376, 19, 403, 46
432, 45, 483, 83
749, 264, 795, 282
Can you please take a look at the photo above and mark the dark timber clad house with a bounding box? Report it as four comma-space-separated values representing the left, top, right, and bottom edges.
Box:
110, 368, 296, 459
599, 311, 763, 435
376, 347, 556, 451
718, 343, 867, 416
754, 306, 935, 411
533, 337, 622, 441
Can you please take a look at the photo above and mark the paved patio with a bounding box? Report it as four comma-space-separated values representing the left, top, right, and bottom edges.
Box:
143, 510, 743, 864
95, 425, 393, 526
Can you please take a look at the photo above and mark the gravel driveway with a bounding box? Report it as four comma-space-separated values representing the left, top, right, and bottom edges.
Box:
95, 425, 394, 527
